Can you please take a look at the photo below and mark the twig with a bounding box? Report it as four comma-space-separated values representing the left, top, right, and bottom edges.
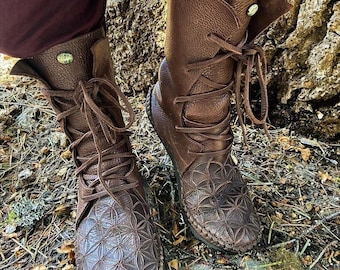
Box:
270, 211, 340, 250
298, 211, 340, 240
11, 238, 35, 258
269, 239, 297, 249
256, 261, 282, 268
188, 257, 202, 267
309, 240, 338, 269
268, 221, 275, 244
0, 247, 6, 261
299, 239, 311, 256
0, 253, 27, 270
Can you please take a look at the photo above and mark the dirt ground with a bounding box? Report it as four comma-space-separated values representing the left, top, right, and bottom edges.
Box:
0, 52, 339, 270
0, 3, 340, 269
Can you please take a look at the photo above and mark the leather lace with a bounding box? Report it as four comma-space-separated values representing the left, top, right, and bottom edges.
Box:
174, 32, 269, 151
43, 78, 138, 206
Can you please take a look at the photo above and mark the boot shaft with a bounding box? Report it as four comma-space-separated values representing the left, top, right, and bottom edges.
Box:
165, 0, 255, 65
11, 29, 140, 225
161, 0, 260, 136
10, 28, 127, 139
11, 28, 106, 90
153, 0, 292, 169
164, 0, 251, 97
164, 0, 292, 97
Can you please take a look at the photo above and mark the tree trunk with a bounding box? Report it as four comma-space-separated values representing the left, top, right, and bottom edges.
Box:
106, 0, 339, 141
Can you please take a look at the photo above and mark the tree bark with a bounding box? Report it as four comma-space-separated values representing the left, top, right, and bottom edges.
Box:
106, 0, 339, 141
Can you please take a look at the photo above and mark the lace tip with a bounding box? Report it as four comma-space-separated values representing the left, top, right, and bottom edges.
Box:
241, 124, 248, 147
263, 123, 271, 142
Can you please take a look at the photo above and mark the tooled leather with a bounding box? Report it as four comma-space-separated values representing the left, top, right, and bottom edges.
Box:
11, 29, 163, 269
151, 80, 261, 251
76, 192, 161, 270
150, 0, 292, 251
181, 156, 261, 249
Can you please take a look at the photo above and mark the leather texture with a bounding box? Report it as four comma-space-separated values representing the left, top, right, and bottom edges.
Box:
11, 29, 163, 269
147, 0, 292, 251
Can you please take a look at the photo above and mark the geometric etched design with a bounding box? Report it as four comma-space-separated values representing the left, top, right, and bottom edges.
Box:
182, 160, 262, 251
76, 193, 162, 269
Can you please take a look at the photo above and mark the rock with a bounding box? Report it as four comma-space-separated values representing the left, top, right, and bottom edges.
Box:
256, 0, 339, 140
105, 0, 339, 141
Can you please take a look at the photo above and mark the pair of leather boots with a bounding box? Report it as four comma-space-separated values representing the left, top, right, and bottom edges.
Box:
11, 1, 291, 269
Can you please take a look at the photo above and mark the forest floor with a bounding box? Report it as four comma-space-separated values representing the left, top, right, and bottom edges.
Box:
0, 49, 339, 270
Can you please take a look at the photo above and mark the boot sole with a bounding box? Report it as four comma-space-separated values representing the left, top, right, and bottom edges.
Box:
146, 86, 258, 253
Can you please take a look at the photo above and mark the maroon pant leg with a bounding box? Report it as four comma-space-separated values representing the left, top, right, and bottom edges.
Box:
0, 0, 106, 58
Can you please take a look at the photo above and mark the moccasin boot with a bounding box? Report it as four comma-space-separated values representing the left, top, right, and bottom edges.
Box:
147, 0, 292, 251
11, 28, 163, 269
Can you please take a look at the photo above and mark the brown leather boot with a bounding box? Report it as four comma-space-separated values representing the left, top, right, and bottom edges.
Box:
147, 0, 292, 251
11, 28, 163, 269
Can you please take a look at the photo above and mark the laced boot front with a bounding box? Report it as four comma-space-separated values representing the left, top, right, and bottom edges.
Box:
11, 28, 163, 269
147, 0, 292, 251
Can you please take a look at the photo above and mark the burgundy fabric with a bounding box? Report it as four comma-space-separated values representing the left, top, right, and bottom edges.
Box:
0, 0, 106, 58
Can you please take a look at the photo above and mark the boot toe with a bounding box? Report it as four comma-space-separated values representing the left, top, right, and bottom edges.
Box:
76, 194, 162, 270
186, 196, 262, 251
182, 162, 262, 251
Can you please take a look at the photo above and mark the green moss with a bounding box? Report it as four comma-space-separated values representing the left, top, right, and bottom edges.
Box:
270, 248, 303, 270
6, 210, 17, 224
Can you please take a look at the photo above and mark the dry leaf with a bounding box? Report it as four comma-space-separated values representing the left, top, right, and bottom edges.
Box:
31, 265, 47, 270
70, 211, 77, 219
278, 136, 293, 150
60, 150, 72, 159
39, 147, 49, 155
305, 203, 313, 212
32, 162, 41, 170
14, 246, 23, 258
302, 255, 313, 266
173, 235, 185, 246
58, 240, 75, 254
0, 135, 11, 142
137, 104, 145, 110
3, 232, 18, 239
172, 222, 179, 236
168, 259, 179, 270
279, 178, 287, 184
318, 171, 332, 183
39, 157, 47, 164
62, 265, 74, 270
278, 136, 290, 144
57, 167, 68, 177
291, 212, 298, 219
151, 208, 158, 217
54, 204, 71, 216
297, 147, 311, 161
275, 212, 283, 222
59, 259, 69, 267
216, 256, 229, 264
146, 153, 157, 161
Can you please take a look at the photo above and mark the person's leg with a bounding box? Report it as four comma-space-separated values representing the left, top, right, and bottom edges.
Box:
2, 1, 163, 269
148, 0, 292, 251
0, 0, 105, 58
